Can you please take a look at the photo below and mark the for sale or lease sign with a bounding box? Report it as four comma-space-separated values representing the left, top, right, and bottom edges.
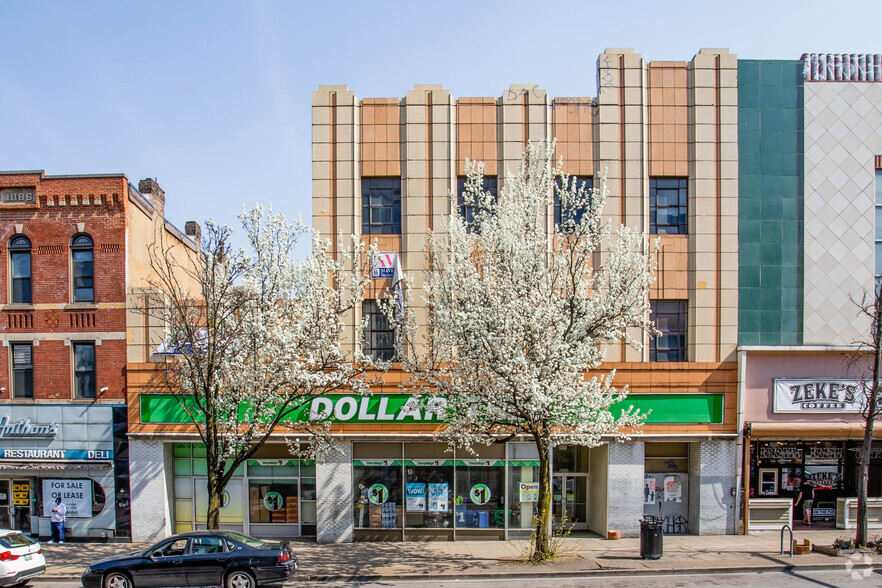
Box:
42, 479, 93, 518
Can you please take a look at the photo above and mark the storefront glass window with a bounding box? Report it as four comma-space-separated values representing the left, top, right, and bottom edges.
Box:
353, 463, 402, 528
403, 462, 454, 528
248, 480, 299, 524
508, 462, 539, 529
454, 463, 505, 528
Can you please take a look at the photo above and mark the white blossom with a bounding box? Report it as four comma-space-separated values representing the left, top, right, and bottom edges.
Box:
144, 205, 376, 528
393, 141, 656, 559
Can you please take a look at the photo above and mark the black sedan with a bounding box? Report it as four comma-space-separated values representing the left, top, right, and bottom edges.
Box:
81, 530, 298, 588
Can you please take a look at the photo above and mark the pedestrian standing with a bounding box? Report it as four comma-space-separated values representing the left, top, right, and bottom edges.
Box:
50, 496, 66, 543
794, 478, 815, 526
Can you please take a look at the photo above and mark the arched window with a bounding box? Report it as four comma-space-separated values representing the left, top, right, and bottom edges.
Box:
8, 235, 32, 304
71, 234, 94, 303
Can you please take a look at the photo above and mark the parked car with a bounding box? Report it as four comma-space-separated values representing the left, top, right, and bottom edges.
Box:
81, 530, 298, 588
0, 529, 45, 587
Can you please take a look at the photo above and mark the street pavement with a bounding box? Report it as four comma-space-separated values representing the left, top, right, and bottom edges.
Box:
36, 528, 881, 583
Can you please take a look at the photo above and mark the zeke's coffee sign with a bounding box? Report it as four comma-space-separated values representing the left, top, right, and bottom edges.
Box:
773, 379, 864, 413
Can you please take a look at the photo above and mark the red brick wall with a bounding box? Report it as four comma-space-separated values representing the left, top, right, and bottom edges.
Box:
0, 172, 129, 401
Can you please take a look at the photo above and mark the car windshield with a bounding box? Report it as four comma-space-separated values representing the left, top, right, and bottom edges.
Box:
0, 532, 34, 548
223, 532, 267, 549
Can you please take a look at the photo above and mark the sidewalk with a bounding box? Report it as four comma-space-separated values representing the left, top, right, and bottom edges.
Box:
39, 529, 881, 583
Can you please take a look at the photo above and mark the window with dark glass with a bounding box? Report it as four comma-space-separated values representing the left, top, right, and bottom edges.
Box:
361, 178, 401, 235
363, 300, 396, 361
650, 178, 687, 235
457, 176, 497, 232
73, 342, 96, 398
554, 177, 593, 232
8, 235, 32, 304
875, 169, 882, 283
650, 300, 686, 362
70, 234, 94, 302
11, 343, 33, 398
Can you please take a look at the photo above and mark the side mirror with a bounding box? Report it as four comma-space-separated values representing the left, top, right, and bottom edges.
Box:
148, 553, 157, 562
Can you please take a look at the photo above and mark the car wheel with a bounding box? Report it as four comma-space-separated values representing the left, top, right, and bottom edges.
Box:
225, 569, 256, 588
104, 571, 133, 588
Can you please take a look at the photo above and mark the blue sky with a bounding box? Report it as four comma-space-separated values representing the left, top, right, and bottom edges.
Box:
1, 0, 880, 255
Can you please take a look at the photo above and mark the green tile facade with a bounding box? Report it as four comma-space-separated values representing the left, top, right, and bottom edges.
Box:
738, 60, 804, 345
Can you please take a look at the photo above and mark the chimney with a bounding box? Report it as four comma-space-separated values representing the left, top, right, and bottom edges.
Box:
185, 221, 202, 243
138, 178, 165, 215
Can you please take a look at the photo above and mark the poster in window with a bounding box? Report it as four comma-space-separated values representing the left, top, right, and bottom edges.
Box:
428, 483, 449, 512
663, 474, 683, 503
405, 483, 426, 512
643, 475, 656, 505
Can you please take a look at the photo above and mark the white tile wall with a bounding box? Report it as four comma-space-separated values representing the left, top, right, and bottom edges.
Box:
804, 82, 882, 344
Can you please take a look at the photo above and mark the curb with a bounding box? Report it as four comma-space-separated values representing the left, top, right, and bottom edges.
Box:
39, 561, 881, 583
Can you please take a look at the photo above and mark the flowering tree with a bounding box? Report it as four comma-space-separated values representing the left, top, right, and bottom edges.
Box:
395, 142, 656, 560
145, 205, 375, 529
847, 284, 882, 548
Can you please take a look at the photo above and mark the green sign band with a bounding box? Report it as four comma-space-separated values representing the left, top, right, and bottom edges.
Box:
141, 393, 724, 425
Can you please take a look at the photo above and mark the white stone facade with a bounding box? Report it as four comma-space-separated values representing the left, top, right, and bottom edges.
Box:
129, 438, 173, 542
607, 441, 645, 537
315, 441, 354, 543
688, 440, 737, 535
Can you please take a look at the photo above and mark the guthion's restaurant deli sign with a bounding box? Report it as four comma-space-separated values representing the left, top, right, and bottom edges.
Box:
773, 379, 866, 413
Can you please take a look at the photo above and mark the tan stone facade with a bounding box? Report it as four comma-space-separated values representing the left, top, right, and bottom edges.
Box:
312, 48, 739, 365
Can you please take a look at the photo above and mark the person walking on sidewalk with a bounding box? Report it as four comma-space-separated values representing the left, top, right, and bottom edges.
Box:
794, 478, 815, 526
50, 496, 66, 543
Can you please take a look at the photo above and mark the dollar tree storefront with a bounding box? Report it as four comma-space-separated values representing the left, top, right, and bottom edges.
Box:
128, 368, 738, 542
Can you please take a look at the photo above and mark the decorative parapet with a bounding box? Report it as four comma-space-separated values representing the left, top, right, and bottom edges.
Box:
802, 53, 882, 81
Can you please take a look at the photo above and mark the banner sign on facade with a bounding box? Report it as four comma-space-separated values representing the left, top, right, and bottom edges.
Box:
773, 379, 865, 413
141, 393, 726, 425
42, 479, 92, 518
0, 449, 113, 461
371, 252, 399, 279
0, 416, 58, 439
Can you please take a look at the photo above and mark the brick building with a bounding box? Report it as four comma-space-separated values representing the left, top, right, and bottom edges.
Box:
0, 171, 199, 541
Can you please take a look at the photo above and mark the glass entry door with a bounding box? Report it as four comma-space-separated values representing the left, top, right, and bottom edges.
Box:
0, 480, 11, 529
552, 474, 588, 530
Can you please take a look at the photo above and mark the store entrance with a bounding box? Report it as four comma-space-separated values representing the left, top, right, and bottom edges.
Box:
552, 475, 588, 530
0, 480, 11, 528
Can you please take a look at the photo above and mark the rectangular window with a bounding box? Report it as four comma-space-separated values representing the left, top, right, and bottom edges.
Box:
554, 177, 593, 232
361, 178, 401, 235
73, 342, 96, 398
363, 300, 395, 361
454, 464, 504, 528
650, 300, 687, 362
650, 178, 687, 235
353, 463, 402, 529
72, 249, 94, 302
11, 343, 33, 398
10, 251, 31, 304
457, 176, 497, 232
875, 169, 882, 278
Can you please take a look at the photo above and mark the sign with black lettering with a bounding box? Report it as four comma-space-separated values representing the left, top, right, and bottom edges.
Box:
41, 479, 92, 518
0, 188, 36, 205
773, 379, 865, 413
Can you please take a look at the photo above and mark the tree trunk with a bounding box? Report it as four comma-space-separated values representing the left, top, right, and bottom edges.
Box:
206, 468, 221, 530
857, 292, 882, 548
532, 441, 552, 561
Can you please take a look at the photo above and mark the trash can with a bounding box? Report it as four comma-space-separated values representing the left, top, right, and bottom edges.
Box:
640, 515, 663, 559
